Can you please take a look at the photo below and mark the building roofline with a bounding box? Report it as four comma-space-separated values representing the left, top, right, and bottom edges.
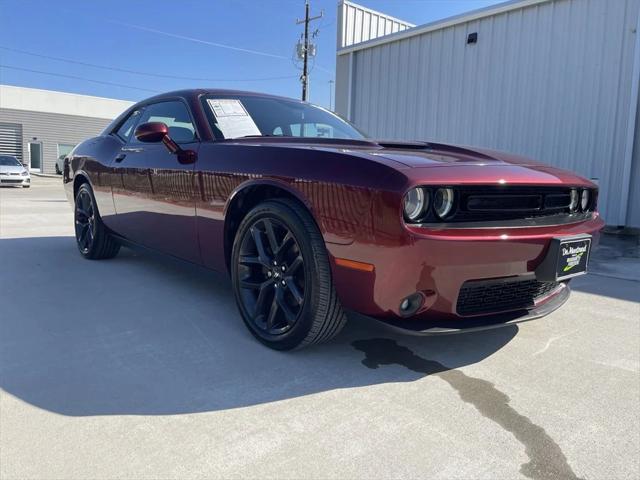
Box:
337, 0, 551, 55
341, 0, 415, 29
0, 84, 134, 119
0, 83, 132, 104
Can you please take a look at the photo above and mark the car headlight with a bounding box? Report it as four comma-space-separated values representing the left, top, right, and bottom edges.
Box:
21, 170, 29, 176
403, 187, 428, 222
580, 189, 590, 211
433, 188, 455, 219
569, 189, 579, 212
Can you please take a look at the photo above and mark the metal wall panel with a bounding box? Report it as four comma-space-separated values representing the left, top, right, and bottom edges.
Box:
0, 122, 23, 162
337, 0, 640, 226
628, 88, 640, 227
337, 0, 414, 49
0, 108, 112, 174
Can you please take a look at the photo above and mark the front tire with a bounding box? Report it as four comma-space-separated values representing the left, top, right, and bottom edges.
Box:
74, 183, 120, 259
231, 199, 346, 350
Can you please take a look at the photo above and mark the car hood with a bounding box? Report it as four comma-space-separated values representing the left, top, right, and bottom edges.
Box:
360, 141, 546, 168
223, 137, 594, 187
0, 165, 26, 174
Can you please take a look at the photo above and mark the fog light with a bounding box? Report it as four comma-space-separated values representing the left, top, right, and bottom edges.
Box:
399, 293, 424, 317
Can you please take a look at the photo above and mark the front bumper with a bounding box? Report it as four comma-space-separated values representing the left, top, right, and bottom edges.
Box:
328, 213, 604, 327
351, 281, 570, 335
0, 174, 30, 186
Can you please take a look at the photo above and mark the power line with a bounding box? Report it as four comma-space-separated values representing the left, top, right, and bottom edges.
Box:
109, 20, 291, 60
0, 46, 299, 82
0, 64, 160, 93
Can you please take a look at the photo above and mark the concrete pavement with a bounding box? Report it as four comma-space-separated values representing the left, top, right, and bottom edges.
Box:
0, 177, 638, 479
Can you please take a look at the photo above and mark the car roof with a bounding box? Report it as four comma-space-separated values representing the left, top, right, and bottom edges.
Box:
137, 89, 305, 106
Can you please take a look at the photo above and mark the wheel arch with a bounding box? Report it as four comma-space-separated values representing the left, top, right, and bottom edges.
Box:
72, 170, 92, 200
223, 179, 320, 272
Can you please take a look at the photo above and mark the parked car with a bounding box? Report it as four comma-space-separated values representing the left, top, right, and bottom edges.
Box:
0, 155, 30, 188
63, 89, 603, 350
55, 154, 65, 175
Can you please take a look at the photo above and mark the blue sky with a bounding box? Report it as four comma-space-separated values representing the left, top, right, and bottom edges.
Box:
0, 0, 504, 108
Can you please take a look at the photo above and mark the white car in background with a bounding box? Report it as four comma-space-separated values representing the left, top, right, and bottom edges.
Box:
0, 155, 30, 188
55, 154, 65, 175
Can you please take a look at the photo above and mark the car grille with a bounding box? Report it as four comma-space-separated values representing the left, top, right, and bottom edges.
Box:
453, 186, 584, 222
0, 179, 23, 184
456, 277, 561, 316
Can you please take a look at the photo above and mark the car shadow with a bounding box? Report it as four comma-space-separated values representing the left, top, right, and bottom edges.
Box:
0, 236, 517, 417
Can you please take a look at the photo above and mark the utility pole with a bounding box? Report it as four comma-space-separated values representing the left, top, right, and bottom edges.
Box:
328, 79, 335, 111
296, 0, 323, 101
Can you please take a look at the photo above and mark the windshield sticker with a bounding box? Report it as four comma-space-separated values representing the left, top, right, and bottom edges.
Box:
207, 99, 261, 139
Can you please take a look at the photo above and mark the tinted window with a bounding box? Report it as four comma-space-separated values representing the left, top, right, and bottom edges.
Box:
115, 110, 141, 141
203, 95, 365, 140
0, 156, 21, 166
132, 101, 196, 144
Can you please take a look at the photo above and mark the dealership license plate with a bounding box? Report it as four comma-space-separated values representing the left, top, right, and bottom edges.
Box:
555, 237, 591, 280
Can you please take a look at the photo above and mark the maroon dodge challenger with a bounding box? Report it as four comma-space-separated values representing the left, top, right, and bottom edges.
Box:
64, 89, 604, 350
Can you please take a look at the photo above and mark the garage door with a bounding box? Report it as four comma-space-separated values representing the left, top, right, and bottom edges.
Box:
0, 122, 23, 162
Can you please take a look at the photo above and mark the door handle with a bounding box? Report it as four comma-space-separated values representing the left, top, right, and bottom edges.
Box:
115, 154, 126, 163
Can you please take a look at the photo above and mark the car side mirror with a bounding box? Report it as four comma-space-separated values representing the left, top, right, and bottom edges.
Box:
133, 121, 196, 164
135, 122, 169, 143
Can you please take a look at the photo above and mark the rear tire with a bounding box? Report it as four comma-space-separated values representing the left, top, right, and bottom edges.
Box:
74, 183, 120, 259
231, 199, 346, 350
55, 164, 61, 175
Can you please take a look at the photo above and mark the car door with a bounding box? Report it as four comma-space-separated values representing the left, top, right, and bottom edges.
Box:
111, 100, 200, 263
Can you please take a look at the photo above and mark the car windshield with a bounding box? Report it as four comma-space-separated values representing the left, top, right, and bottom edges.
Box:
203, 95, 366, 140
0, 156, 21, 166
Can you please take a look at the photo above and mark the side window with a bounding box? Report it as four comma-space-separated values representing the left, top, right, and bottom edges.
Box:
131, 101, 196, 144
114, 110, 141, 141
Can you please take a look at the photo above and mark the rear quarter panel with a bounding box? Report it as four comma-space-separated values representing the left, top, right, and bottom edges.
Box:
64, 136, 121, 223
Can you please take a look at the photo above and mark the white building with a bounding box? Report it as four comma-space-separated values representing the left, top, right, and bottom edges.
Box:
335, 0, 640, 227
0, 85, 133, 174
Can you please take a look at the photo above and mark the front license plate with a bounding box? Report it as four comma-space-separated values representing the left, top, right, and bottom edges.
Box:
555, 237, 591, 280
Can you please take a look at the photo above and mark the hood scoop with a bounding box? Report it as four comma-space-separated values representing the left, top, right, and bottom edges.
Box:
374, 139, 432, 150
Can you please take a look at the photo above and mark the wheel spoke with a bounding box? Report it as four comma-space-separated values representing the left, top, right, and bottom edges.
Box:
276, 293, 297, 325
287, 255, 303, 274
285, 279, 304, 305
262, 219, 279, 255
78, 224, 89, 246
253, 282, 271, 318
80, 192, 90, 211
239, 255, 262, 266
76, 208, 90, 219
250, 226, 272, 267
275, 232, 294, 260
265, 295, 279, 330
240, 278, 266, 290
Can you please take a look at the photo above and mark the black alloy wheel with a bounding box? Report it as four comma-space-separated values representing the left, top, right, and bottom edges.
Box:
75, 187, 96, 254
74, 183, 120, 259
237, 216, 306, 335
231, 199, 346, 350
